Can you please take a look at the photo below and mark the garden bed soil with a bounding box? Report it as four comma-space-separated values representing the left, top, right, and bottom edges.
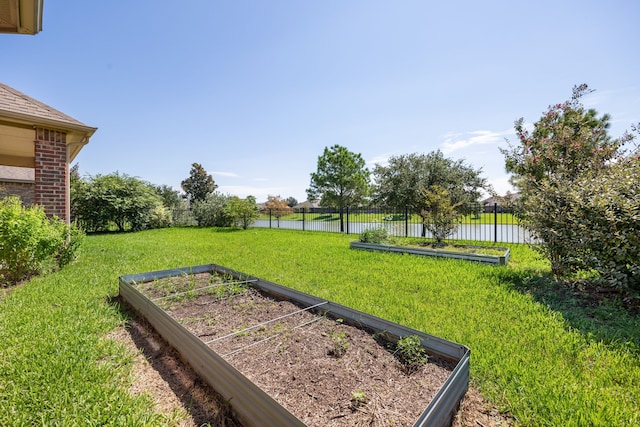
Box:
119, 272, 513, 426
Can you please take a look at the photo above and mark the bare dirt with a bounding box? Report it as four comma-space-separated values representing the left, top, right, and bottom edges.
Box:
114, 273, 513, 427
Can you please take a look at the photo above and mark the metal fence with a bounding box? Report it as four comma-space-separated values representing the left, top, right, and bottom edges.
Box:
171, 203, 533, 244
256, 203, 533, 244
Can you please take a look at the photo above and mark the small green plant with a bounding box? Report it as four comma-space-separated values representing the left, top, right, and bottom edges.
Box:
328, 331, 349, 357
358, 226, 389, 244
395, 335, 428, 374
350, 389, 368, 409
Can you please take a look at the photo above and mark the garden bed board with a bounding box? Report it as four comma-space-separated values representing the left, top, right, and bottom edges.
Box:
119, 264, 470, 427
350, 241, 510, 266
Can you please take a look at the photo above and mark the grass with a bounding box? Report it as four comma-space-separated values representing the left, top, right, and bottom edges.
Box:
1, 228, 639, 426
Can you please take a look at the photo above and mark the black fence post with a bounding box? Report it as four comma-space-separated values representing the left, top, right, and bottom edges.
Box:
494, 203, 498, 243
302, 209, 305, 231
346, 206, 350, 234
405, 206, 409, 237
269, 208, 272, 229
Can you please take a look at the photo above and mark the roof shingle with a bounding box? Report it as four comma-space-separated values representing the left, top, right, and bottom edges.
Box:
0, 82, 88, 127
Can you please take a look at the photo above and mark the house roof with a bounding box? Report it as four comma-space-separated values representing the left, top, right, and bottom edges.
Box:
0, 83, 94, 131
482, 192, 521, 205
0, 165, 34, 182
293, 200, 320, 209
0, 82, 97, 166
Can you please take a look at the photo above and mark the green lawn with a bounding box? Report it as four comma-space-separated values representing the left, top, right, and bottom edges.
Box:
1, 228, 638, 426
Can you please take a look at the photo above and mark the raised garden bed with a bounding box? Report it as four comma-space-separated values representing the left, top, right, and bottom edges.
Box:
350, 241, 510, 266
119, 264, 470, 427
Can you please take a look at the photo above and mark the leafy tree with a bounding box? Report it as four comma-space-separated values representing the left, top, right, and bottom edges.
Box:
307, 145, 371, 232
71, 172, 162, 232
181, 163, 217, 205
372, 151, 487, 212
227, 196, 259, 229
420, 185, 462, 244
372, 150, 487, 235
153, 184, 181, 210
501, 83, 636, 280
286, 196, 298, 208
262, 195, 293, 225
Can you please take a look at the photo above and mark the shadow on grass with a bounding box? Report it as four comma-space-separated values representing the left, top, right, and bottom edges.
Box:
109, 296, 242, 426
488, 268, 640, 354
312, 214, 340, 222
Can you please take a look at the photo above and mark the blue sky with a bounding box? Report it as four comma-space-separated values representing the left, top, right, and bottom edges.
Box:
4, 0, 639, 203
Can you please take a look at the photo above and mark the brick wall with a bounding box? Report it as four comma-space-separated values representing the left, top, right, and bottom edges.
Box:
0, 181, 35, 205
34, 128, 69, 221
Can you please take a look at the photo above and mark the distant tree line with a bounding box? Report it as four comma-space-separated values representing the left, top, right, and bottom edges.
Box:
68, 83, 640, 295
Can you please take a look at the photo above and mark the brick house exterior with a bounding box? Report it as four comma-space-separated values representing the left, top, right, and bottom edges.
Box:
0, 83, 97, 223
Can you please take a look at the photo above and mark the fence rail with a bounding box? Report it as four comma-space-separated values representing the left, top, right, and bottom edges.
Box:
256, 203, 532, 244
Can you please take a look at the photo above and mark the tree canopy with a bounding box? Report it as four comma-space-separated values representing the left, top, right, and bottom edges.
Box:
181, 163, 217, 204
307, 145, 370, 231
262, 195, 293, 220
501, 84, 639, 289
71, 172, 164, 232
307, 145, 371, 208
372, 150, 487, 212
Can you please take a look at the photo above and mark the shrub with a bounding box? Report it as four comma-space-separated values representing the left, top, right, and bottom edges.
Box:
568, 158, 640, 291
419, 185, 461, 244
0, 197, 83, 285
358, 226, 389, 244
192, 192, 233, 227
501, 84, 636, 280
72, 172, 164, 232
147, 203, 173, 229
227, 196, 259, 230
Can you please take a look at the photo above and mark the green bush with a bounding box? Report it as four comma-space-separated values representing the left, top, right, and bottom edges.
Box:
71, 172, 164, 232
501, 84, 638, 284
226, 196, 259, 229
0, 197, 83, 285
567, 159, 640, 291
358, 226, 389, 244
147, 203, 173, 229
192, 192, 233, 227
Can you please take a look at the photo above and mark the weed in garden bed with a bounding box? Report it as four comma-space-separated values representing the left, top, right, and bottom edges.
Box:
395, 335, 429, 374
328, 330, 350, 357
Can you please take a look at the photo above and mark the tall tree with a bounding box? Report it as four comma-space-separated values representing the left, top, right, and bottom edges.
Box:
181, 163, 217, 205
372, 150, 487, 213
307, 145, 371, 232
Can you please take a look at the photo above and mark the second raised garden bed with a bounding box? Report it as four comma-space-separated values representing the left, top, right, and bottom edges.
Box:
119, 264, 470, 427
350, 241, 510, 266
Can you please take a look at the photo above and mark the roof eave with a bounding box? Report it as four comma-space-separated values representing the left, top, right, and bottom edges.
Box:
0, 108, 97, 141
0, 0, 43, 35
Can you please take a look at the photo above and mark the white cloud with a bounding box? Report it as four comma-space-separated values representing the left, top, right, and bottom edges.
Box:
212, 171, 239, 178
366, 152, 395, 169
440, 129, 513, 155
219, 185, 293, 202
